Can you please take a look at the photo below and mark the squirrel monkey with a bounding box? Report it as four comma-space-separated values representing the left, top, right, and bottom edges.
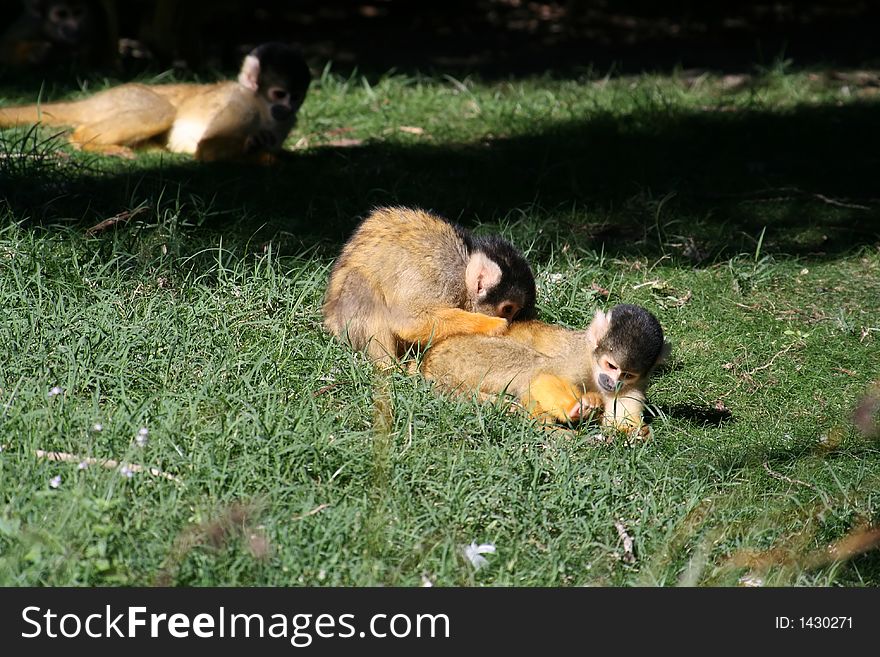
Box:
322, 206, 537, 364
420, 304, 669, 435
0, 41, 310, 161
0, 0, 110, 69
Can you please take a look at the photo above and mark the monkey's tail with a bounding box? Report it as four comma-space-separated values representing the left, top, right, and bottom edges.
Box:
0, 102, 78, 128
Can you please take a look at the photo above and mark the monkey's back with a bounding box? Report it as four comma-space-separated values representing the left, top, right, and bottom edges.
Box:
421, 333, 550, 399
422, 321, 596, 397
324, 207, 471, 325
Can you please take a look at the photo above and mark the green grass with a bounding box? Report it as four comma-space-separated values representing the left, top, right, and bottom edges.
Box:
1, 62, 879, 586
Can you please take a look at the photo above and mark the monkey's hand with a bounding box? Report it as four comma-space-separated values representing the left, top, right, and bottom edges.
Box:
16, 40, 52, 65
570, 392, 605, 422
244, 129, 278, 154
634, 423, 653, 440
607, 418, 652, 441
603, 392, 650, 438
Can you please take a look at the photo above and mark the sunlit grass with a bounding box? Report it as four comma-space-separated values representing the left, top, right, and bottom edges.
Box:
0, 62, 878, 586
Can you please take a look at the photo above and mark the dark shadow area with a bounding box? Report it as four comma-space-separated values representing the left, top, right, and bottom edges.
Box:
2, 98, 878, 262
1, 1, 879, 84
704, 437, 879, 478
656, 403, 734, 427
275, 0, 880, 78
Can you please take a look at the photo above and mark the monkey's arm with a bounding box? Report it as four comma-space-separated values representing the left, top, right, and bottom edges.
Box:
190, 87, 261, 162
396, 307, 508, 346
603, 390, 648, 435
0, 39, 51, 66
523, 375, 605, 423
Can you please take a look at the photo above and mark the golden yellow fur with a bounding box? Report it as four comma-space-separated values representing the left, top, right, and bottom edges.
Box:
420, 310, 666, 436
0, 43, 308, 162
322, 207, 514, 364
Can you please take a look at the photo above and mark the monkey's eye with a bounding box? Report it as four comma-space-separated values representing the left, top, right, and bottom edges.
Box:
605, 361, 618, 371
269, 88, 289, 102
498, 303, 518, 320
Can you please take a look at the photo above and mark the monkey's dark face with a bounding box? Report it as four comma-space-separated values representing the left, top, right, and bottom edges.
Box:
587, 304, 667, 396
43, 1, 90, 45
238, 43, 312, 127
471, 236, 537, 321
262, 82, 306, 124
593, 350, 645, 395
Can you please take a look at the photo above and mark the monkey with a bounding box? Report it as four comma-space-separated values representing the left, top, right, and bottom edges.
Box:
419, 303, 669, 435
0, 41, 310, 162
322, 206, 537, 365
0, 0, 113, 69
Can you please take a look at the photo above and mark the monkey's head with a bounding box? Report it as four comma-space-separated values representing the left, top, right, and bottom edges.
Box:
238, 42, 312, 126
465, 235, 537, 322
29, 0, 92, 45
587, 304, 669, 395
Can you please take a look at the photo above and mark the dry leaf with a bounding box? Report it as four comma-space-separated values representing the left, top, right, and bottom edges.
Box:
614, 520, 636, 564
590, 282, 611, 299
399, 126, 425, 135
324, 138, 364, 148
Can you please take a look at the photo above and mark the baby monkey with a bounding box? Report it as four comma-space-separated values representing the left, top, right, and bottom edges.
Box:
420, 303, 668, 435
323, 206, 536, 364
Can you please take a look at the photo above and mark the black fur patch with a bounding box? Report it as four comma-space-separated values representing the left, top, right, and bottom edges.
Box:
597, 304, 665, 373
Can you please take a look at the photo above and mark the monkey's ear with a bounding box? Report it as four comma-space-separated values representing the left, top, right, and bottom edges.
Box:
586, 309, 610, 344
656, 340, 672, 366
465, 252, 502, 300
238, 54, 261, 92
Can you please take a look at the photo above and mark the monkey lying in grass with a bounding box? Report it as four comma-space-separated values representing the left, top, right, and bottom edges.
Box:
419, 304, 669, 437
0, 41, 310, 162
323, 206, 537, 366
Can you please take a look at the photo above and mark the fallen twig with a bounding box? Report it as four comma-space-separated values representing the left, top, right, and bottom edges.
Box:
34, 449, 181, 483
85, 205, 149, 235
614, 520, 636, 564
292, 503, 330, 521
696, 187, 874, 210
762, 462, 816, 490
748, 343, 797, 375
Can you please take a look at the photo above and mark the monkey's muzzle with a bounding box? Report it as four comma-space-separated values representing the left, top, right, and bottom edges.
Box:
271, 105, 293, 122
598, 374, 616, 393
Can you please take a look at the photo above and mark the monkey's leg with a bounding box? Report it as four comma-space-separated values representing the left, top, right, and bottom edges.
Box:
365, 330, 403, 369
397, 307, 508, 346
603, 392, 648, 436
522, 374, 588, 422
70, 106, 175, 157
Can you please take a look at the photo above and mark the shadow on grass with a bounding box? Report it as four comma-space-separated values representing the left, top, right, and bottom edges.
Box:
703, 435, 880, 481
2, 98, 879, 262
657, 403, 734, 427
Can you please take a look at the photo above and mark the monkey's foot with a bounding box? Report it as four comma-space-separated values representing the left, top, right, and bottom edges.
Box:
75, 142, 137, 159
